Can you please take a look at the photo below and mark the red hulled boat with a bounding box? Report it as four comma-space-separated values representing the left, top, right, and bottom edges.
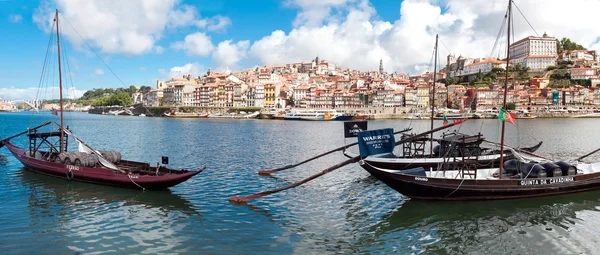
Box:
0, 10, 203, 190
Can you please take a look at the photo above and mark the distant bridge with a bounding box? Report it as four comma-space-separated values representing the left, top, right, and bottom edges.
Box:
7, 100, 41, 112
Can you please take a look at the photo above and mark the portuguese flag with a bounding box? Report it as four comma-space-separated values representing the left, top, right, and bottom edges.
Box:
499, 108, 516, 124
442, 113, 448, 125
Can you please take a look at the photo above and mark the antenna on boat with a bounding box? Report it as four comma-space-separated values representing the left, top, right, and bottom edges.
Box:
55, 9, 65, 153
430, 34, 438, 155
499, 0, 512, 177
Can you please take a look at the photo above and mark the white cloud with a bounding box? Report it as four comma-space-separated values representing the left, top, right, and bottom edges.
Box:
9, 14, 23, 23
0, 86, 86, 101
285, 0, 355, 27
159, 62, 204, 79
94, 68, 104, 75
171, 32, 214, 57
154, 46, 165, 54
249, 0, 600, 73
33, 0, 231, 55
212, 40, 250, 71
207, 15, 232, 31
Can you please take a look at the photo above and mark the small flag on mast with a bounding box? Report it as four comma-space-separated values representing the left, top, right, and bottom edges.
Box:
442, 113, 448, 125
498, 108, 516, 124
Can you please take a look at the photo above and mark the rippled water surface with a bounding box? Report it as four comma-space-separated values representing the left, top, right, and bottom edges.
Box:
2, 112, 600, 254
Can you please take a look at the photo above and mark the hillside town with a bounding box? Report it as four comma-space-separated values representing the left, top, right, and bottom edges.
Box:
132, 34, 600, 115
4, 34, 600, 116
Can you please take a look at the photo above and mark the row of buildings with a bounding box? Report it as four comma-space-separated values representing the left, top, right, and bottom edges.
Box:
445, 33, 600, 79
132, 34, 600, 111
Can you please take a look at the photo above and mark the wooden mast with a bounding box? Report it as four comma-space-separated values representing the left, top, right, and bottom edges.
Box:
430, 34, 438, 155
499, 0, 512, 177
55, 9, 65, 153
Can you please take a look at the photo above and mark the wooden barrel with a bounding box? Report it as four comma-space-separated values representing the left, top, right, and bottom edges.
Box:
555, 161, 577, 176
73, 152, 99, 167
98, 150, 122, 164
62, 152, 74, 165
541, 162, 562, 177
520, 163, 547, 178
57, 152, 70, 164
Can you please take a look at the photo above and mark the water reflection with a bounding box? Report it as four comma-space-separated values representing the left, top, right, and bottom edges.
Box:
367, 190, 600, 254
0, 154, 8, 166
16, 169, 202, 254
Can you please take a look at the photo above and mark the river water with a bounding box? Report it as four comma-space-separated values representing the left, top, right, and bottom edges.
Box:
1, 112, 600, 254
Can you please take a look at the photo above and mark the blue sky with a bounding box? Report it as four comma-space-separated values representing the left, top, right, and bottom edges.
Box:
0, 0, 403, 96
1, 0, 599, 100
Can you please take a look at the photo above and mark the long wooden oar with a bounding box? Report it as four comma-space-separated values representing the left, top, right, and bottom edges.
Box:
258, 127, 413, 176
230, 120, 466, 203
0, 121, 52, 148
575, 147, 600, 161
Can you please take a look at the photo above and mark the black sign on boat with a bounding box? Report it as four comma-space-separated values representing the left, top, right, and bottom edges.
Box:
344, 121, 368, 138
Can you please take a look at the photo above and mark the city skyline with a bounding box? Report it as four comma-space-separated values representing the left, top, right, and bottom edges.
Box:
1, 0, 600, 101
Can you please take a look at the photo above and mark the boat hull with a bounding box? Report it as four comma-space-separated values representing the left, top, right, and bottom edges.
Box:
361, 163, 600, 201
168, 114, 208, 118
4, 142, 202, 190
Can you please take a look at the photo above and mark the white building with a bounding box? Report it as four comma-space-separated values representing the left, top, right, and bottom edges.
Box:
165, 85, 196, 106
509, 33, 557, 70
462, 58, 506, 75
570, 68, 598, 80
254, 84, 265, 107
146, 89, 163, 107
511, 56, 556, 71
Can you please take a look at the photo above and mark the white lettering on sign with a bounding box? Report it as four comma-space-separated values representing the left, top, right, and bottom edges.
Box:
361, 134, 392, 142
128, 174, 139, 179
519, 176, 575, 186
67, 165, 80, 171
415, 177, 428, 182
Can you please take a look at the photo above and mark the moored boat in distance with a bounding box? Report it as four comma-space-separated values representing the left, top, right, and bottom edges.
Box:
284, 109, 353, 121
207, 111, 260, 119
516, 109, 536, 119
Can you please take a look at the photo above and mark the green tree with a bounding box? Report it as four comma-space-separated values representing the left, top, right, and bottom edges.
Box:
491, 67, 505, 74
506, 102, 516, 110
128, 85, 138, 95
558, 37, 586, 52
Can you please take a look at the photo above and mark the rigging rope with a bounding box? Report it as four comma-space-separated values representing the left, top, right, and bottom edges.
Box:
59, 12, 128, 88
30, 20, 56, 131
512, 1, 540, 38
489, 9, 508, 59
438, 37, 453, 56
59, 19, 76, 127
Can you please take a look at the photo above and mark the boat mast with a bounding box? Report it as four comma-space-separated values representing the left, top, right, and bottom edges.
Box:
430, 34, 438, 155
55, 9, 65, 153
499, 0, 511, 177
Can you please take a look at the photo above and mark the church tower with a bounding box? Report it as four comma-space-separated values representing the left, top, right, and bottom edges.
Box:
379, 59, 384, 74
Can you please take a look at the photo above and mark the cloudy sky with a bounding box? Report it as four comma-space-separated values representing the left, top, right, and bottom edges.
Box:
1, 0, 599, 100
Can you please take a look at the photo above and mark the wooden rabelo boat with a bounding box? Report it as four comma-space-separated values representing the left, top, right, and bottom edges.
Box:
344, 31, 542, 172
352, 0, 600, 201
0, 10, 203, 190
344, 131, 543, 171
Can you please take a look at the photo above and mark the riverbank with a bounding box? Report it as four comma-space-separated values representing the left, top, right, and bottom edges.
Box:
86, 105, 600, 120
369, 112, 597, 120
